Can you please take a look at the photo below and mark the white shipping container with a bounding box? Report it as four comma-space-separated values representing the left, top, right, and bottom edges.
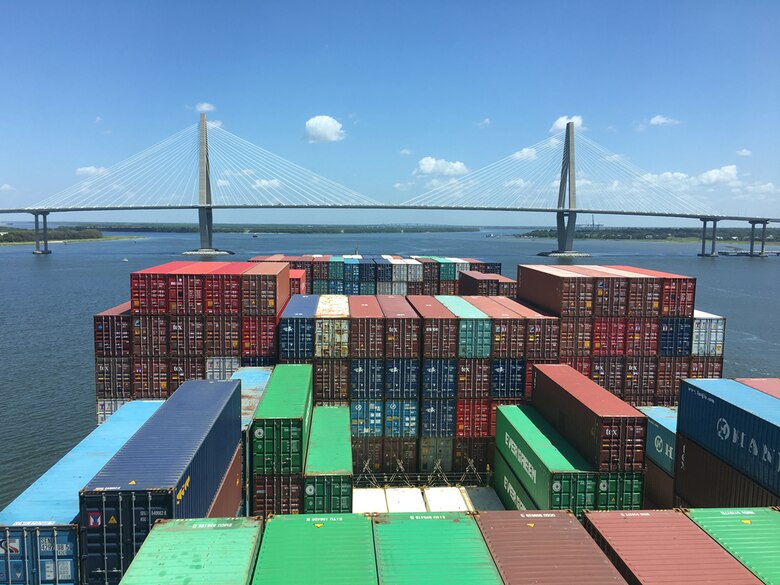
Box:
404, 259, 424, 282
390, 258, 408, 282
459, 486, 506, 512
315, 294, 350, 318
352, 488, 389, 513
423, 487, 469, 512
96, 398, 132, 425
376, 282, 393, 295
692, 309, 726, 356
391, 282, 408, 296
445, 257, 471, 276
314, 319, 350, 358
206, 357, 241, 380
385, 488, 427, 512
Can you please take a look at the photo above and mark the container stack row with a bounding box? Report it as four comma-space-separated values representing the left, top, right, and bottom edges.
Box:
517, 264, 725, 406
458, 269, 518, 297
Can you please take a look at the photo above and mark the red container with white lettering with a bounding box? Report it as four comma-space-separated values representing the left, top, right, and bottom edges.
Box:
455, 398, 490, 437
348, 296, 385, 358
592, 318, 627, 356
168, 263, 226, 315
406, 295, 458, 359
289, 268, 307, 295
377, 295, 421, 358
241, 316, 277, 357
204, 263, 254, 315
131, 261, 193, 315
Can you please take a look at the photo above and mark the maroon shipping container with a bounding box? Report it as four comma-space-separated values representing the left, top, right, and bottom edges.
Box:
348, 296, 385, 358
475, 510, 627, 585
132, 315, 168, 356
674, 433, 780, 508
688, 356, 724, 379
582, 509, 763, 585
205, 316, 241, 357
532, 364, 646, 471
382, 437, 418, 473
592, 318, 627, 356
489, 398, 524, 436
492, 297, 560, 360
452, 437, 492, 472
558, 317, 593, 357
207, 443, 242, 517
241, 316, 277, 357
455, 398, 490, 438
497, 280, 517, 298
241, 262, 291, 316
624, 318, 658, 356
623, 356, 657, 406
459, 271, 499, 296
462, 296, 526, 359
406, 282, 424, 295
94, 302, 132, 358
517, 265, 594, 317
457, 358, 491, 398
376, 295, 421, 358
406, 296, 458, 359
644, 458, 674, 509
252, 474, 302, 517
610, 266, 696, 318
168, 262, 225, 315
417, 257, 441, 283
735, 377, 780, 398
131, 357, 170, 398
655, 356, 690, 405
562, 356, 592, 378
463, 258, 488, 273
95, 357, 133, 399
591, 356, 626, 398
352, 437, 383, 474
289, 268, 307, 295
597, 266, 662, 318
204, 262, 254, 315
130, 261, 193, 315
169, 357, 206, 391
563, 266, 628, 317
314, 358, 350, 401
168, 315, 205, 356
311, 256, 331, 280
439, 281, 457, 295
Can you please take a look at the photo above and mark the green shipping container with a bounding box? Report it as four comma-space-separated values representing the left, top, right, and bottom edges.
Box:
436, 296, 492, 358
372, 512, 502, 584
253, 514, 378, 584
685, 507, 780, 584
431, 256, 457, 281
119, 518, 262, 585
303, 406, 353, 513
328, 257, 344, 279
251, 365, 313, 474
493, 448, 538, 511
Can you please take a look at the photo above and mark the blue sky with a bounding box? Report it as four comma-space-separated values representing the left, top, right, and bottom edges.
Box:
0, 1, 778, 226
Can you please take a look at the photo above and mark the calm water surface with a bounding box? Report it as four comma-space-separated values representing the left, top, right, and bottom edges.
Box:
1, 229, 778, 506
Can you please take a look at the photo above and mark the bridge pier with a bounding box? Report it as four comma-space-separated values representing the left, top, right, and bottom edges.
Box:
32, 212, 52, 255
759, 221, 768, 256
697, 218, 719, 257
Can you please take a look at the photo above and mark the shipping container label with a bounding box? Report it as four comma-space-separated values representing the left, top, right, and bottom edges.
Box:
503, 431, 537, 484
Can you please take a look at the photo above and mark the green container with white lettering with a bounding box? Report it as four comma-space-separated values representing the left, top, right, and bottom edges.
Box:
436, 296, 492, 358
493, 449, 538, 511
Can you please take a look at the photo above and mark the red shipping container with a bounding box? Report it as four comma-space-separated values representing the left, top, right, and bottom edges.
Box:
459, 271, 499, 296
348, 296, 385, 358
252, 474, 302, 517
489, 398, 524, 435
563, 266, 628, 317
241, 316, 277, 357
559, 317, 593, 357
452, 437, 493, 472
381, 437, 418, 473
610, 266, 695, 318
406, 282, 423, 295
94, 301, 132, 358
314, 358, 350, 401
598, 266, 662, 318
311, 257, 331, 280
95, 357, 133, 399
289, 268, 307, 295
406, 296, 458, 359
169, 315, 205, 356
130, 261, 193, 315
623, 356, 657, 406
455, 399, 490, 437
517, 265, 594, 317
462, 296, 526, 359
439, 281, 457, 295
417, 257, 441, 282
457, 358, 491, 398
352, 437, 383, 474
562, 356, 592, 378
376, 295, 421, 358
734, 378, 780, 399
422, 281, 440, 296
205, 316, 241, 357
655, 356, 690, 405
169, 357, 206, 391
497, 280, 517, 298
204, 262, 254, 315
168, 262, 225, 315
591, 356, 626, 398
132, 356, 170, 398
208, 444, 242, 518
625, 318, 658, 356
132, 315, 168, 356
523, 358, 559, 399
241, 262, 291, 316
689, 356, 724, 379
592, 318, 627, 356
463, 258, 488, 273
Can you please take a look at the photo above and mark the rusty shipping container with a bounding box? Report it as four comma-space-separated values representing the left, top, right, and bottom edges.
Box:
348, 296, 385, 358
94, 302, 132, 358
314, 295, 350, 358
464, 296, 526, 359
517, 264, 594, 317
168, 315, 205, 356
168, 262, 224, 314
559, 317, 593, 357
241, 316, 277, 357
377, 295, 421, 358
241, 262, 290, 316
492, 297, 560, 360
131, 261, 192, 315
625, 318, 658, 356
314, 358, 350, 401
611, 266, 696, 318
204, 262, 253, 315
132, 315, 168, 356
205, 315, 241, 356
407, 295, 458, 358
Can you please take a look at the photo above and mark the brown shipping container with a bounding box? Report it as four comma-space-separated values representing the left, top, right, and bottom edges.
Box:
622, 357, 657, 406
406, 296, 458, 359
610, 266, 696, 318
655, 356, 690, 405
688, 356, 724, 379
204, 262, 254, 315
735, 377, 780, 398
597, 266, 662, 318
563, 266, 628, 317
132, 315, 168, 356
452, 438, 492, 472
643, 458, 674, 509
168, 315, 205, 356
592, 318, 627, 356
406, 282, 424, 295
591, 356, 626, 398
523, 358, 558, 399
168, 262, 225, 315
169, 357, 206, 391
476, 510, 627, 585
558, 317, 592, 357
417, 257, 441, 283
562, 356, 592, 378
674, 434, 780, 508
422, 282, 439, 296
94, 302, 132, 358
208, 443, 242, 517
624, 318, 658, 356
95, 357, 133, 399
289, 268, 307, 295
314, 358, 350, 401
252, 474, 302, 517
241, 262, 291, 316
497, 281, 517, 298
462, 296, 526, 359
457, 358, 491, 398
459, 270, 499, 296
382, 437, 419, 473
533, 364, 646, 471
311, 256, 331, 280
492, 297, 560, 360
132, 357, 169, 398
439, 281, 457, 295
241, 316, 277, 357
130, 261, 193, 315
352, 437, 383, 474
582, 509, 762, 584
517, 264, 594, 317
348, 296, 385, 358
205, 316, 241, 356
377, 295, 421, 358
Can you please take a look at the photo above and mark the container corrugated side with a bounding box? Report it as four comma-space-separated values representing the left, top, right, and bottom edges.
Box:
303, 407, 353, 513
493, 449, 538, 511
637, 406, 677, 476
436, 295, 493, 358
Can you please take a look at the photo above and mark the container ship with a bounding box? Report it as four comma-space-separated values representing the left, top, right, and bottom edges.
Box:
2, 253, 777, 585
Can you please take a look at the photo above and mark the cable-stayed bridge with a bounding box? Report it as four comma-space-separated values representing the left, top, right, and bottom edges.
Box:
3, 114, 776, 255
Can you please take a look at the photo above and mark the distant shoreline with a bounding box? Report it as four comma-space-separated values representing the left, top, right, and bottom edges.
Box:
0, 235, 142, 246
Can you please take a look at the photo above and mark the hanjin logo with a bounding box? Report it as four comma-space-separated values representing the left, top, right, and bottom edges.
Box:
654, 436, 664, 452
717, 418, 730, 440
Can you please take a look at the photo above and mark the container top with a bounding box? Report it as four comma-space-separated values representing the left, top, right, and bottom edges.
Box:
208, 262, 256, 276
312, 255, 332, 262
330, 256, 344, 262
230, 367, 273, 430
606, 265, 694, 280
352, 488, 389, 513
475, 510, 627, 584
289, 269, 306, 278
315, 294, 350, 318
422, 487, 469, 512
404, 258, 422, 266
461, 296, 524, 320
389, 258, 406, 265
348, 295, 384, 319
637, 406, 678, 433
405, 295, 456, 319
590, 265, 656, 280
305, 407, 352, 476
0, 401, 163, 525
460, 270, 492, 280
682, 378, 780, 426
385, 487, 427, 512
84, 381, 240, 492
519, 264, 592, 279
254, 365, 313, 420
280, 294, 320, 318
376, 295, 419, 319
735, 378, 780, 399
558, 265, 619, 279
491, 296, 554, 319
133, 260, 193, 275
583, 510, 763, 584
170, 262, 228, 275
436, 295, 489, 319
118, 517, 263, 585
693, 309, 725, 320
459, 487, 505, 512
96, 301, 132, 316
253, 514, 378, 585
372, 513, 502, 584
534, 364, 645, 417
493, 274, 514, 283
242, 262, 289, 276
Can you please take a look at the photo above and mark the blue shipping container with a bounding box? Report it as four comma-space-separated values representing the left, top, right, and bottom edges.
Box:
349, 359, 385, 399
0, 402, 162, 585
327, 280, 344, 294
678, 378, 780, 494
385, 359, 420, 400
312, 280, 329, 295
659, 317, 693, 356
358, 260, 377, 282
79, 380, 241, 585
344, 258, 360, 282
637, 406, 677, 476
374, 259, 393, 282
278, 295, 319, 359
384, 400, 419, 437
241, 357, 276, 367
421, 399, 457, 437
344, 282, 361, 295
422, 359, 457, 399
490, 359, 525, 398
350, 400, 383, 437
359, 282, 377, 295
483, 262, 502, 274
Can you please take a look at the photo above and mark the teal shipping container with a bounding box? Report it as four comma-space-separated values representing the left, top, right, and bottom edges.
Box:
436, 296, 492, 358
638, 406, 677, 476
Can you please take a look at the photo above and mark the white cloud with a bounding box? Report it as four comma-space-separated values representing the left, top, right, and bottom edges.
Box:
605, 154, 624, 162
94, 116, 102, 124
253, 178, 282, 189
512, 147, 537, 161
413, 156, 469, 176
642, 165, 741, 190
649, 114, 681, 126
305, 115, 345, 143
0, 183, 14, 192
76, 166, 108, 176
394, 181, 416, 192
736, 148, 752, 157
208, 120, 223, 128
216, 179, 230, 187
504, 178, 530, 189
399, 148, 413, 156
550, 115, 585, 133
476, 117, 491, 129
196, 102, 216, 113
425, 178, 459, 190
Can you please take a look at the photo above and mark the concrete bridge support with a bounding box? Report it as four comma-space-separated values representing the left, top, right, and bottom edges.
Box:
748, 220, 769, 256
698, 218, 719, 257
32, 212, 51, 255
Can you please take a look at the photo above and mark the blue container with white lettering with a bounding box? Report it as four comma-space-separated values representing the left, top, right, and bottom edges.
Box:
278, 295, 319, 359
344, 258, 360, 282
384, 359, 420, 400
358, 259, 377, 282
350, 400, 384, 437
421, 359, 457, 399
678, 378, 780, 494
421, 399, 457, 437
490, 359, 525, 398
637, 406, 678, 476
374, 259, 393, 282
349, 359, 385, 399
384, 400, 419, 437
327, 280, 344, 294
659, 317, 693, 356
